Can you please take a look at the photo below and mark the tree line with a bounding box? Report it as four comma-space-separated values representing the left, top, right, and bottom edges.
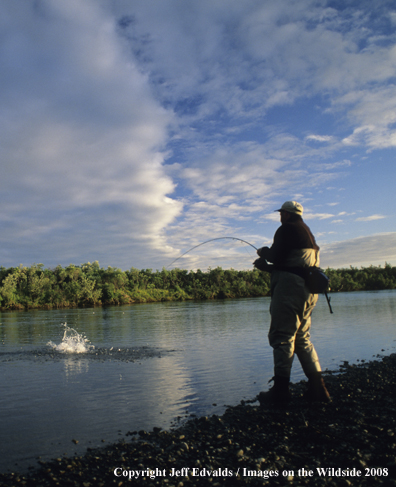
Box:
0, 261, 395, 310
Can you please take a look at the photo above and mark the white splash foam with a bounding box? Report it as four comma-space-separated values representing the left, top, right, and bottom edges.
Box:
47, 323, 94, 354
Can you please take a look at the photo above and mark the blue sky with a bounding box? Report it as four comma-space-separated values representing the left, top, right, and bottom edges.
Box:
1, 0, 396, 271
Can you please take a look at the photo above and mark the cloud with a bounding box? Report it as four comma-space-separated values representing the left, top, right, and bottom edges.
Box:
337, 87, 396, 149
0, 0, 182, 268
321, 233, 396, 269
304, 213, 335, 220
356, 214, 387, 222
113, 0, 396, 127
305, 135, 335, 143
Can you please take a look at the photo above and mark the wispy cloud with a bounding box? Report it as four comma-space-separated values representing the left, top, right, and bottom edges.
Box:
321, 233, 396, 269
305, 135, 335, 143
304, 213, 335, 220
356, 214, 387, 222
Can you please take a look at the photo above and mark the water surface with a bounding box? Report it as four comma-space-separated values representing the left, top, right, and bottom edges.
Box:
1, 290, 395, 472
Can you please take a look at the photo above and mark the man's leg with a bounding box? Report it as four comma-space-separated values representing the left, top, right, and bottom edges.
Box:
258, 272, 304, 405
295, 293, 331, 403
294, 292, 321, 376
269, 272, 307, 377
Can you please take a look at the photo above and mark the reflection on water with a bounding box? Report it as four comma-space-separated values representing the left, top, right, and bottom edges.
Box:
63, 357, 90, 378
0, 290, 395, 473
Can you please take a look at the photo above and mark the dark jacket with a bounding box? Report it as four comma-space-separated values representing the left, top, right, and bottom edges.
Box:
260, 216, 320, 268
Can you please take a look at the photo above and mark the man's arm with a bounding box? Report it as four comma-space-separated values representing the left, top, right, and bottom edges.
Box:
257, 226, 290, 265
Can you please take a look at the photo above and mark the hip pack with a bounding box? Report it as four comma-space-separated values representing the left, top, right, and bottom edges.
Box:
304, 267, 329, 294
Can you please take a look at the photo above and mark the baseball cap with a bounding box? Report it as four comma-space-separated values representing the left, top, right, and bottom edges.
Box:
276, 201, 303, 215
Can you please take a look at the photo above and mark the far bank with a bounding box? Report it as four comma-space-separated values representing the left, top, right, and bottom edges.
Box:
1, 262, 395, 311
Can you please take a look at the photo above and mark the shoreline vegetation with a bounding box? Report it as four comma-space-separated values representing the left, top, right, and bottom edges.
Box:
1, 354, 396, 485
1, 261, 396, 311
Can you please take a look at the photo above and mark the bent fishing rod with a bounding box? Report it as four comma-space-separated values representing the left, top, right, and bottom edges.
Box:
167, 237, 258, 268
167, 236, 334, 314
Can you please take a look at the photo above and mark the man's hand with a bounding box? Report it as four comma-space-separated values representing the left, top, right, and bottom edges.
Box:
257, 246, 270, 257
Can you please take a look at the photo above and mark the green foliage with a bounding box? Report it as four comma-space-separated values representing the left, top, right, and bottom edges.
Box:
325, 263, 396, 293
0, 262, 394, 310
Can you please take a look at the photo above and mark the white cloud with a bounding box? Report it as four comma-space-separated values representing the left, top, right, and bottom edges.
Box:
305, 135, 335, 143
356, 214, 386, 222
0, 0, 182, 269
112, 0, 396, 128
321, 233, 396, 269
304, 213, 335, 220
337, 86, 396, 149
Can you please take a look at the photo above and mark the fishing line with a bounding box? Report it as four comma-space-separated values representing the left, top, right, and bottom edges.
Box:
167, 237, 258, 268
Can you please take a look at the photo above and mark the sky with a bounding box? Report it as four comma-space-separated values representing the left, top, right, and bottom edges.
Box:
1, 0, 396, 272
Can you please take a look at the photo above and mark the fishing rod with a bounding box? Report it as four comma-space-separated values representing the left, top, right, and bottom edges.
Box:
167, 237, 258, 268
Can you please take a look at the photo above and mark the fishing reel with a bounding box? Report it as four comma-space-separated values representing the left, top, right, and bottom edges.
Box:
253, 256, 272, 272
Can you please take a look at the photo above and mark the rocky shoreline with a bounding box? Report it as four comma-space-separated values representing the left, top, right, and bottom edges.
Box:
2, 354, 396, 486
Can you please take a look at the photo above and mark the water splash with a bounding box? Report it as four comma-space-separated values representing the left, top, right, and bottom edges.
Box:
47, 323, 94, 354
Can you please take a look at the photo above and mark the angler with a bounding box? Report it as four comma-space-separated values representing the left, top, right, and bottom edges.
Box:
254, 201, 331, 406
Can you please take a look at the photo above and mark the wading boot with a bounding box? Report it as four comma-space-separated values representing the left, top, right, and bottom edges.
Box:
304, 372, 331, 403
257, 376, 291, 406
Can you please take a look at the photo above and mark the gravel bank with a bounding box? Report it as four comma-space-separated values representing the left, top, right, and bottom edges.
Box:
2, 354, 396, 486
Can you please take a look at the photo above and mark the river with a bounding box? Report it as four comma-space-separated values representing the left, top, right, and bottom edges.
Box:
1, 290, 395, 472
